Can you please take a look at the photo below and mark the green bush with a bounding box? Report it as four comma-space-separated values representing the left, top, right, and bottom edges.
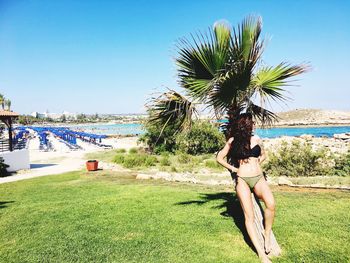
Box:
140, 119, 225, 155
144, 155, 158, 167
177, 153, 193, 164
333, 149, 350, 176
175, 121, 225, 155
113, 154, 125, 164
263, 140, 331, 177
0, 157, 9, 177
160, 156, 171, 166
138, 119, 179, 154
205, 159, 222, 169
129, 147, 139, 154
115, 148, 126, 153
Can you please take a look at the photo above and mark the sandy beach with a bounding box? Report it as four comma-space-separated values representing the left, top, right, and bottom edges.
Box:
0, 136, 139, 184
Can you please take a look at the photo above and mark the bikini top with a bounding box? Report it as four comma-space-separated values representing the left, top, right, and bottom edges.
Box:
229, 144, 261, 160
249, 144, 261, 158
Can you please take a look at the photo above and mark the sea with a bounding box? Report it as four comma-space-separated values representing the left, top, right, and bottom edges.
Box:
71, 123, 350, 139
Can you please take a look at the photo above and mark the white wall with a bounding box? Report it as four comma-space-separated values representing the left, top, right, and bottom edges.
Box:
0, 149, 30, 172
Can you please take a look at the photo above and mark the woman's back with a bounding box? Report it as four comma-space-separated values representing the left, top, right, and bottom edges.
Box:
229, 135, 263, 177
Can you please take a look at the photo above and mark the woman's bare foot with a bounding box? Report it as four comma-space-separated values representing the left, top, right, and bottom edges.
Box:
259, 254, 272, 263
264, 233, 272, 254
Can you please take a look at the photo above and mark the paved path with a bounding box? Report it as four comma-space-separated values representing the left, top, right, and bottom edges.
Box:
0, 150, 86, 184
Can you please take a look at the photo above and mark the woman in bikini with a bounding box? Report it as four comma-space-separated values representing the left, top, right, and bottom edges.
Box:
216, 113, 275, 263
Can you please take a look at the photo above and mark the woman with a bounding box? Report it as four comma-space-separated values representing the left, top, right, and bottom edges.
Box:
216, 113, 275, 263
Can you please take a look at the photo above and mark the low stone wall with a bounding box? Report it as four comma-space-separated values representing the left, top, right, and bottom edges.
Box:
0, 149, 30, 172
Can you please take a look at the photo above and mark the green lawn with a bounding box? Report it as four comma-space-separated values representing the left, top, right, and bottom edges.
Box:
0, 171, 349, 263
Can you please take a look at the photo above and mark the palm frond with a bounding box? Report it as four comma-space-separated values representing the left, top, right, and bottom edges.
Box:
246, 101, 279, 127
146, 90, 198, 134
207, 15, 265, 114
229, 15, 265, 79
176, 23, 231, 102
251, 62, 310, 103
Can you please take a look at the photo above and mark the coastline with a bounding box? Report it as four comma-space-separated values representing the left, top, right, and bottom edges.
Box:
19, 121, 350, 129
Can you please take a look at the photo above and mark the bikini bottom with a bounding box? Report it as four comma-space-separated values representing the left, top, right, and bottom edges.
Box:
238, 174, 264, 189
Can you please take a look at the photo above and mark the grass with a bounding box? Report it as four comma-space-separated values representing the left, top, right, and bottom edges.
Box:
0, 170, 349, 262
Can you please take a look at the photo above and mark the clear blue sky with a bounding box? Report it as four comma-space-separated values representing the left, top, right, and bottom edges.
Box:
0, 0, 349, 114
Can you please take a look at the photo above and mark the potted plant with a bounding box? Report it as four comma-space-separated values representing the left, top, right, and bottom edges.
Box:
86, 160, 98, 171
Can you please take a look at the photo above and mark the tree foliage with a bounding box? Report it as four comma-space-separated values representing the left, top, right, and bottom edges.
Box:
176, 121, 225, 154
144, 15, 309, 151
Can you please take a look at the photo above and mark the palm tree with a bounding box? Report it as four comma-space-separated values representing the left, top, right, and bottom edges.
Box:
4, 99, 11, 111
147, 16, 308, 137
0, 94, 4, 110
146, 15, 309, 256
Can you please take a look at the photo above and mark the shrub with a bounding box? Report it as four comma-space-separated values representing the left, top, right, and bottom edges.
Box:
138, 119, 179, 154
115, 148, 126, 153
333, 149, 350, 177
113, 154, 125, 164
177, 153, 193, 164
175, 121, 225, 155
160, 156, 171, 166
129, 147, 139, 154
144, 155, 158, 167
263, 140, 331, 177
0, 157, 9, 177
205, 159, 222, 169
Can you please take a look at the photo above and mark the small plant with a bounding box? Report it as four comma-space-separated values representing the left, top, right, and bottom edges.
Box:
113, 154, 125, 164
177, 153, 193, 164
115, 148, 126, 153
204, 159, 222, 169
170, 166, 177, 172
0, 157, 9, 177
160, 156, 171, 166
129, 147, 139, 154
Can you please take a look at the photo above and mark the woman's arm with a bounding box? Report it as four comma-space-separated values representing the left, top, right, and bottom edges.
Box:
216, 138, 239, 173
258, 138, 266, 164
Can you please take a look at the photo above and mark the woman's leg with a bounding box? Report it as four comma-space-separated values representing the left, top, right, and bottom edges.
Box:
236, 178, 271, 262
253, 177, 276, 253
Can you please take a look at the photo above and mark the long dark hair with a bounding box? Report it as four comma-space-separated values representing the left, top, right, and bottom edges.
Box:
228, 113, 254, 163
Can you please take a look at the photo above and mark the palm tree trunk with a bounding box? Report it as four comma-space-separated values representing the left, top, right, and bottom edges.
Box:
251, 193, 282, 257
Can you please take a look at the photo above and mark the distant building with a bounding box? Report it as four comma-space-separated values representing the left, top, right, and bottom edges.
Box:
30, 111, 77, 120
30, 111, 46, 118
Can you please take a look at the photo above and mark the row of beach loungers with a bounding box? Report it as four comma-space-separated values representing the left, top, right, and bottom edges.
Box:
13, 126, 113, 151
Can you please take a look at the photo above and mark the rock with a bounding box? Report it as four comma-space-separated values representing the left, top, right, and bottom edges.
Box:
153, 172, 171, 180
136, 173, 152, 180
205, 179, 220, 185
278, 177, 293, 186
189, 178, 198, 184
173, 173, 186, 182
300, 134, 314, 140
334, 133, 350, 141
218, 180, 232, 185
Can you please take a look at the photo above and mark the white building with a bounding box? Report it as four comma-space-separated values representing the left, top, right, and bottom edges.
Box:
30, 111, 77, 120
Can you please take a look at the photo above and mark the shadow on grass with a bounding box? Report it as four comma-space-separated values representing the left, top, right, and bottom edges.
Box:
0, 201, 14, 209
176, 192, 255, 252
